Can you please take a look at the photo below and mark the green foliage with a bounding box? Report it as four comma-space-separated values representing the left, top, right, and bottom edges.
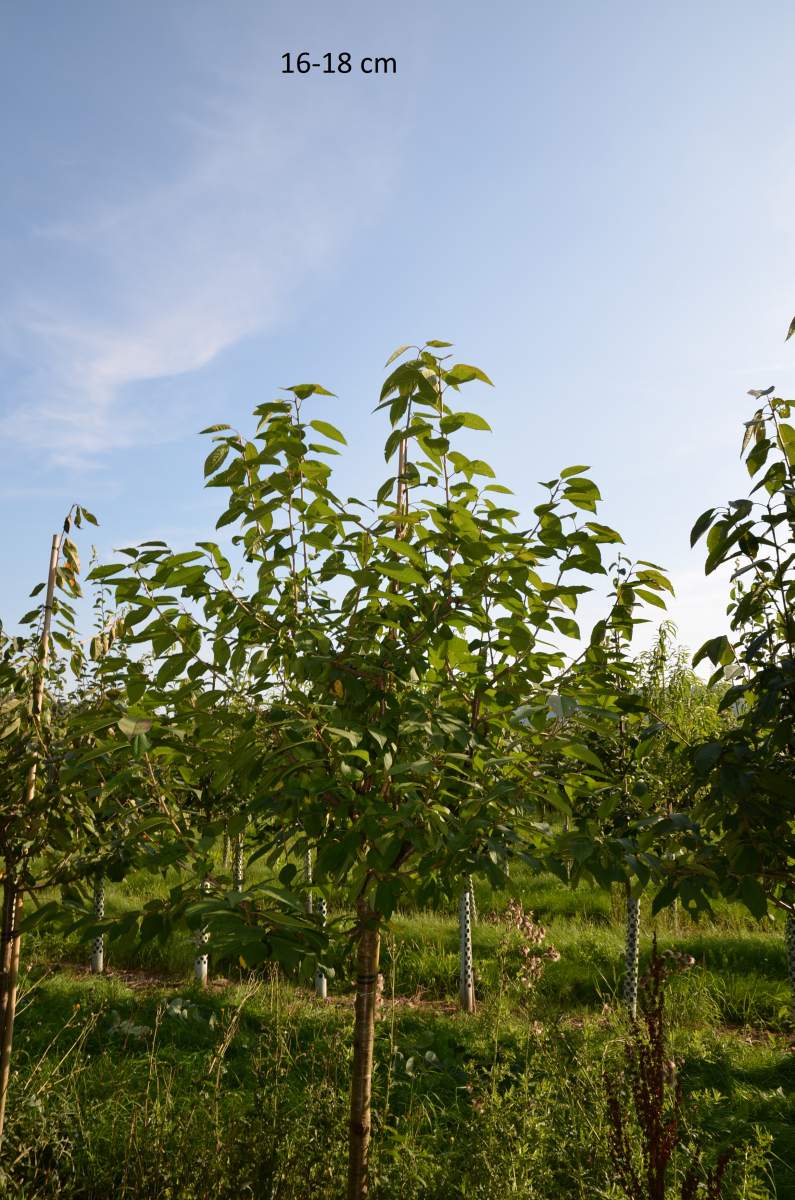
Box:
676, 386, 795, 919
86, 342, 649, 967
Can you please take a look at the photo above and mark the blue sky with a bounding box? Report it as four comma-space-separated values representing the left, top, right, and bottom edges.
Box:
2, 1, 794, 656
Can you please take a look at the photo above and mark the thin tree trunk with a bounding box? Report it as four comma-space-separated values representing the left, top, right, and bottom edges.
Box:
90, 874, 105, 974
347, 901, 381, 1200
222, 826, 230, 869
0, 873, 15, 1032
459, 887, 476, 1013
0, 891, 21, 1143
0, 531, 60, 1145
786, 912, 795, 1019
623, 889, 641, 1020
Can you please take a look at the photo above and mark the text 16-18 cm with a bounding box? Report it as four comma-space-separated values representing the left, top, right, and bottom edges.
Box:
281, 52, 396, 75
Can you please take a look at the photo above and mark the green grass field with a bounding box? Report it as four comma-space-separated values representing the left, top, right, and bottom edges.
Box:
3, 868, 792, 1199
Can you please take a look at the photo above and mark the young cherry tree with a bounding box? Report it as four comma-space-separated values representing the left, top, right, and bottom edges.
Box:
674, 362, 795, 1007
0, 507, 96, 1144
538, 556, 674, 1018
98, 342, 640, 1198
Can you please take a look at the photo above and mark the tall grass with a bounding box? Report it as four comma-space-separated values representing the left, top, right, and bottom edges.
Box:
7, 866, 790, 1198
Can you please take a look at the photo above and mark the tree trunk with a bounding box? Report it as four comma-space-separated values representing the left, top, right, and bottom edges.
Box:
90, 874, 105, 974
623, 889, 641, 1020
0, 873, 15, 1032
459, 887, 476, 1013
347, 901, 381, 1200
0, 531, 60, 1145
0, 889, 22, 1144
315, 895, 328, 1000
786, 913, 795, 1019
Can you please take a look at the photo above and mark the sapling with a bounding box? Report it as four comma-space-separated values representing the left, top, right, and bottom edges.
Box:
98, 342, 642, 1200
0, 509, 94, 1144
678, 366, 795, 1011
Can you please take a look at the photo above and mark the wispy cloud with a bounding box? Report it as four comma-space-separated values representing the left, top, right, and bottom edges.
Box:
0, 46, 397, 468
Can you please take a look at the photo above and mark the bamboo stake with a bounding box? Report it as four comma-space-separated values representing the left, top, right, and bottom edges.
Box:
0, 531, 60, 1144
347, 899, 381, 1200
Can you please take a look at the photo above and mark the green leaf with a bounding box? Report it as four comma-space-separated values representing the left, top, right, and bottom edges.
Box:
377, 562, 427, 586
634, 587, 667, 609
204, 444, 230, 477
562, 744, 604, 771
284, 383, 336, 401
118, 716, 152, 737
451, 411, 491, 432
777, 422, 795, 465
589, 619, 607, 646
786, 315, 795, 341
156, 654, 190, 687
309, 419, 347, 446
746, 438, 771, 477
445, 363, 494, 386
425, 340, 453, 348
689, 508, 716, 546
384, 344, 412, 367
739, 878, 767, 920
692, 635, 734, 669
560, 465, 590, 479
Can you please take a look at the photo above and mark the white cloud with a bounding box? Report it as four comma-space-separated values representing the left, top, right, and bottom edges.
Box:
0, 49, 397, 468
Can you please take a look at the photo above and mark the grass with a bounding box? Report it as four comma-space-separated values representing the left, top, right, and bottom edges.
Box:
2, 866, 792, 1198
